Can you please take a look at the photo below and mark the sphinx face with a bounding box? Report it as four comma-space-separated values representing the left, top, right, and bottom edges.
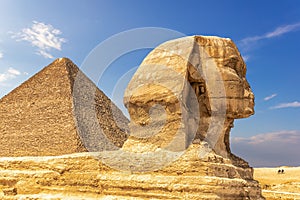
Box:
220, 57, 254, 119
192, 36, 255, 119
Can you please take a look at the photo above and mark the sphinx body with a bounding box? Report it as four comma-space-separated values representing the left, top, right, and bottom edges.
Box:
0, 36, 264, 199
112, 35, 264, 199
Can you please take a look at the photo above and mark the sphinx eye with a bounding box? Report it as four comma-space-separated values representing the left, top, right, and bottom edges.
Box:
225, 56, 238, 69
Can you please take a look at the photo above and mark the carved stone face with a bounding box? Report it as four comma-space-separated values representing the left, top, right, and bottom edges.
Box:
194, 36, 255, 119
223, 58, 254, 119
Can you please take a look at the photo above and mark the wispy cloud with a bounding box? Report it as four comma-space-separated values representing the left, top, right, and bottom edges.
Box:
265, 23, 300, 38
242, 55, 250, 62
232, 130, 300, 145
271, 101, 300, 109
231, 130, 300, 167
0, 52, 3, 59
7, 68, 21, 76
240, 22, 300, 47
0, 67, 22, 83
11, 21, 66, 59
264, 93, 277, 101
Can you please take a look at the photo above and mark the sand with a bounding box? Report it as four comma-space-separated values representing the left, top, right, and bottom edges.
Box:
254, 166, 300, 200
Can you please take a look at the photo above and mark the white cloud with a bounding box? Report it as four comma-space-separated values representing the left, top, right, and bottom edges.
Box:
0, 67, 21, 86
239, 22, 300, 48
38, 50, 54, 59
231, 130, 300, 167
0, 52, 3, 59
271, 101, 300, 109
264, 93, 277, 101
265, 23, 300, 38
7, 67, 21, 76
232, 130, 300, 145
242, 55, 250, 62
0, 74, 8, 82
12, 21, 66, 59
0, 67, 21, 83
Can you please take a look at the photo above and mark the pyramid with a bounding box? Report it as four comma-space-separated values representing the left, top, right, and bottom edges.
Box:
0, 58, 129, 156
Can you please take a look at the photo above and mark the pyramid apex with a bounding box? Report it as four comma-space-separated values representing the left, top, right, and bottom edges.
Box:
48, 57, 79, 76
53, 57, 74, 64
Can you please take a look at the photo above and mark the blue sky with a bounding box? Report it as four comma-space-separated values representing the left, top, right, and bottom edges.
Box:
0, 0, 299, 167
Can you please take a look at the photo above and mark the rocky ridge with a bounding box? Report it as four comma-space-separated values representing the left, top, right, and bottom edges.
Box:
0, 150, 263, 199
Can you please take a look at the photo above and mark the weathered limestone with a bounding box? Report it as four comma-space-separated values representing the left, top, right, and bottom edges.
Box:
119, 35, 263, 199
123, 36, 254, 158
0, 152, 263, 200
0, 36, 264, 199
0, 58, 129, 156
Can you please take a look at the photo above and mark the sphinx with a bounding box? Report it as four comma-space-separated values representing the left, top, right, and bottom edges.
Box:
70, 35, 263, 199
0, 35, 264, 199
123, 35, 254, 161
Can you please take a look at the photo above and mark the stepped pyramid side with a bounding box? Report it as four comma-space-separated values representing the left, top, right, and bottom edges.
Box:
0, 58, 129, 156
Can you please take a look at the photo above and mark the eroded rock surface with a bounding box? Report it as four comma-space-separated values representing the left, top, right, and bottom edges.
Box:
123, 35, 254, 159
120, 35, 263, 199
0, 152, 263, 200
0, 36, 264, 199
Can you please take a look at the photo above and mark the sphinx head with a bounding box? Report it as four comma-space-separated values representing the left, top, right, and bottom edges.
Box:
123, 36, 254, 154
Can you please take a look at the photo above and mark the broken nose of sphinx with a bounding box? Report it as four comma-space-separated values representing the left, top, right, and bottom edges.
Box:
241, 83, 255, 116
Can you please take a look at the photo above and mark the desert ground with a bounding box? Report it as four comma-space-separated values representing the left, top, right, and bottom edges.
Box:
254, 166, 300, 200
